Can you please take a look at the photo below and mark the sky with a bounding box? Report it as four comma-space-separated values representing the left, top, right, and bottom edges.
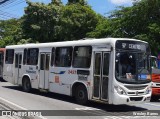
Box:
0, 0, 133, 20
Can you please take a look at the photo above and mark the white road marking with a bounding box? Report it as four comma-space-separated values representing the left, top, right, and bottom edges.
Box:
0, 97, 46, 119
75, 107, 100, 110
145, 103, 160, 107
75, 107, 111, 116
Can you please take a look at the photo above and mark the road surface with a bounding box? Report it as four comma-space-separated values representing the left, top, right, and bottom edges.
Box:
0, 80, 159, 119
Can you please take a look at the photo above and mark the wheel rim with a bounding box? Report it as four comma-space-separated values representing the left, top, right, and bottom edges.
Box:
26, 81, 30, 89
78, 90, 85, 99
24, 80, 30, 90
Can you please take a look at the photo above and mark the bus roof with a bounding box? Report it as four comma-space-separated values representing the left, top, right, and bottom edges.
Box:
5, 38, 147, 49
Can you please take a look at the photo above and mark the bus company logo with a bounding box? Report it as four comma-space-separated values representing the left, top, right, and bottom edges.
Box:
122, 43, 126, 48
29, 67, 33, 70
2, 111, 12, 116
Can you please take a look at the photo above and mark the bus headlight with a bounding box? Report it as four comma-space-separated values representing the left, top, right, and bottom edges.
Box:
145, 86, 152, 94
151, 82, 156, 87
114, 85, 126, 95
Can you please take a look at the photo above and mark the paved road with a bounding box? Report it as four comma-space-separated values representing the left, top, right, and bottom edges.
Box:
0, 81, 159, 119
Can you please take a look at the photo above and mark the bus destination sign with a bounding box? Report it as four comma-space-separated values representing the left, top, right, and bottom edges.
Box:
116, 40, 148, 51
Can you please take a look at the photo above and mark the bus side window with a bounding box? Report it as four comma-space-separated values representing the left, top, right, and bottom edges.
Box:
5, 49, 14, 64
55, 47, 73, 67
27, 48, 39, 65
51, 48, 55, 66
73, 46, 92, 68
23, 49, 27, 65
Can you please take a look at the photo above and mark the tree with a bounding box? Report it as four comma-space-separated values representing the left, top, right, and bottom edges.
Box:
68, 0, 87, 5
22, 0, 63, 43
51, 0, 63, 6
0, 19, 23, 47
59, 3, 98, 41
86, 15, 113, 38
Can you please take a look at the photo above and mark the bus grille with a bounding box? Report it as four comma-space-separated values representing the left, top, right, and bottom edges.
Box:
130, 97, 143, 101
124, 85, 147, 90
156, 84, 160, 86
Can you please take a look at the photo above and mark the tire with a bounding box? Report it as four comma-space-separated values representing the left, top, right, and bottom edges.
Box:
151, 96, 159, 102
75, 85, 88, 105
22, 77, 31, 92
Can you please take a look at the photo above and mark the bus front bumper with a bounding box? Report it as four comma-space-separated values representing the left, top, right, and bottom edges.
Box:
112, 92, 151, 105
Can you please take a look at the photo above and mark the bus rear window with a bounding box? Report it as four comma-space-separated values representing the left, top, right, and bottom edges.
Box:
5, 49, 14, 64
73, 46, 92, 68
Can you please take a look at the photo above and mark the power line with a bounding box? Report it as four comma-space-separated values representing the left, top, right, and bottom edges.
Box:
0, 15, 8, 20
0, 0, 10, 5
0, 0, 25, 10
0, 0, 18, 8
0, 10, 19, 20
0, 0, 23, 20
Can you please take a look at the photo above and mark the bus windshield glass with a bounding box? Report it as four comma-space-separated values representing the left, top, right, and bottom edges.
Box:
115, 40, 151, 84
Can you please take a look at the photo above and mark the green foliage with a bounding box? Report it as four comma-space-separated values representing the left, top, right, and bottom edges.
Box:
86, 15, 112, 38
22, 1, 63, 42
51, 0, 63, 6
17, 38, 38, 45
68, 0, 87, 5
0, 19, 23, 47
59, 3, 98, 41
22, 0, 98, 42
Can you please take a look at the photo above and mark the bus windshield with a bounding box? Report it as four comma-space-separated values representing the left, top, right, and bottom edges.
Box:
115, 51, 151, 84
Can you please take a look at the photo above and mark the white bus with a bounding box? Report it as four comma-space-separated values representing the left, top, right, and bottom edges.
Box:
3, 38, 152, 105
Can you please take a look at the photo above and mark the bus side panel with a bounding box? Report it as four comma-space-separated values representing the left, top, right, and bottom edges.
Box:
22, 65, 39, 89
3, 64, 14, 84
49, 83, 71, 95
49, 67, 72, 95
49, 67, 91, 96
108, 51, 114, 104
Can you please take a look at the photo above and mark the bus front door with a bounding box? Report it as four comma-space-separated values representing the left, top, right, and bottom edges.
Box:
14, 53, 22, 84
93, 52, 110, 101
39, 53, 50, 89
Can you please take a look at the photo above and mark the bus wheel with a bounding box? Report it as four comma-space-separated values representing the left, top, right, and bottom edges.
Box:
75, 85, 88, 105
22, 78, 31, 92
